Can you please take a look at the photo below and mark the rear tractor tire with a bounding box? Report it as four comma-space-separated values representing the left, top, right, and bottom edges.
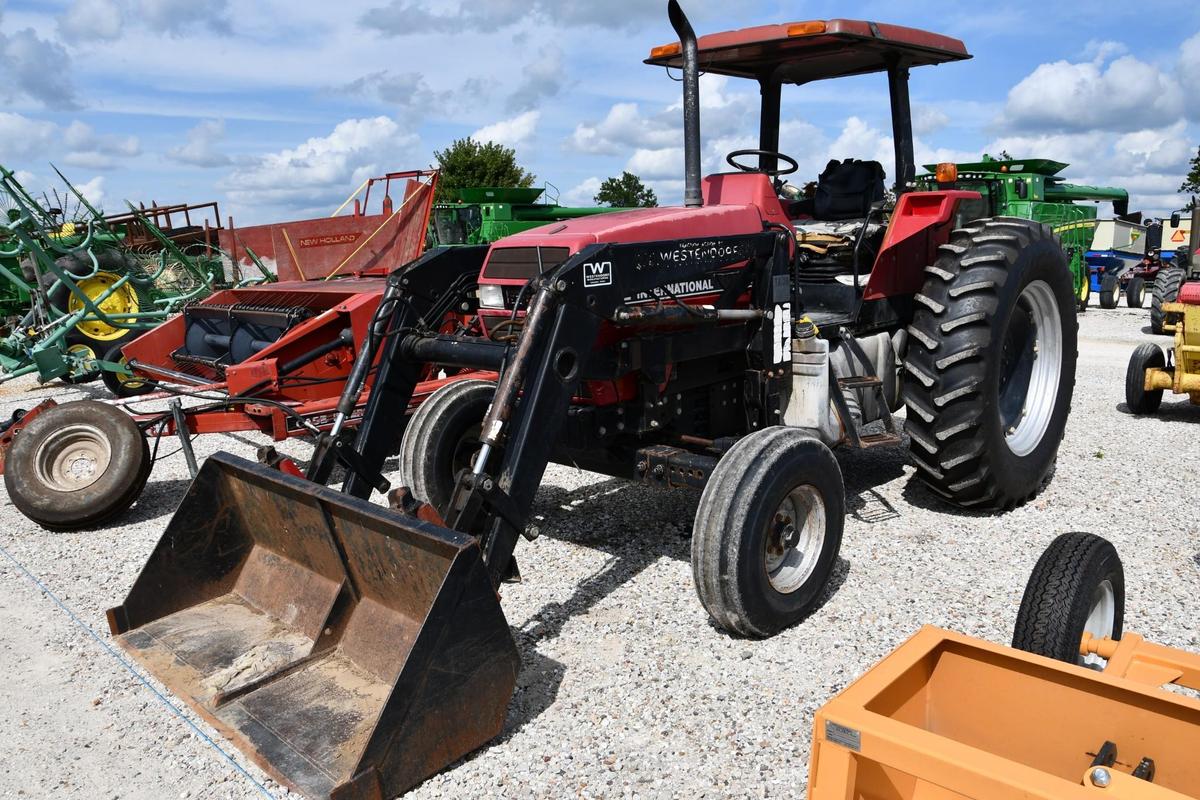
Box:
1151, 265, 1185, 335
692, 427, 844, 638
1124, 276, 1145, 309
4, 400, 151, 530
904, 217, 1077, 511
1012, 532, 1124, 669
398, 378, 496, 515
1098, 275, 1120, 309
1124, 343, 1165, 415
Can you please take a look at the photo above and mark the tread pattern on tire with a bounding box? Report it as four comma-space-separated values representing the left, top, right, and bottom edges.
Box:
398, 378, 495, 508
1151, 265, 1185, 334
692, 426, 842, 639
1012, 532, 1124, 664
903, 217, 1072, 511
1125, 342, 1165, 415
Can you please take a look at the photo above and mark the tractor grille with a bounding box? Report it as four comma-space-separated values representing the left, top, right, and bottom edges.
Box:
483, 247, 571, 280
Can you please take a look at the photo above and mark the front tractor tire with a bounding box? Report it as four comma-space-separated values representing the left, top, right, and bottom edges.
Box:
904, 217, 1077, 511
1125, 276, 1145, 309
692, 427, 844, 638
398, 378, 496, 515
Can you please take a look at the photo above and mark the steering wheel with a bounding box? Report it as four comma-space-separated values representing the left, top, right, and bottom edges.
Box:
726, 149, 799, 177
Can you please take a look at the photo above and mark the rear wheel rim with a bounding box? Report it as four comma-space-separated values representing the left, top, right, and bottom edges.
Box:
1081, 579, 1116, 669
764, 485, 825, 594
999, 280, 1063, 457
34, 423, 111, 492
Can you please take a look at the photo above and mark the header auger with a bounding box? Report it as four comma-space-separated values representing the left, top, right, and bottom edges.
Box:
109, 3, 1077, 795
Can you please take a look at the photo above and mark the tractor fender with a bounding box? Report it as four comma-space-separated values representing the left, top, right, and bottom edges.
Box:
863, 190, 980, 301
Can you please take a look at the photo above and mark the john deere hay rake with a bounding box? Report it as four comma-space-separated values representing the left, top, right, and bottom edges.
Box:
0, 165, 269, 389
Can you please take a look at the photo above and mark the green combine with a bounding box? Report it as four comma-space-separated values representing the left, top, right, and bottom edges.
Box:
428, 187, 631, 246
919, 155, 1130, 311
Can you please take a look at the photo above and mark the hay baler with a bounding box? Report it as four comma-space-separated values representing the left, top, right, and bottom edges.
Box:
807, 532, 1198, 799
104, 4, 1077, 797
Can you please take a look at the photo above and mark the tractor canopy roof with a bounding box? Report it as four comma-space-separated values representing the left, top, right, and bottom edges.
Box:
922, 157, 1070, 177
645, 19, 969, 83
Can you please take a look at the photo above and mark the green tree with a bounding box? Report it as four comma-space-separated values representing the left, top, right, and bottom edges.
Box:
594, 171, 658, 208
433, 138, 535, 202
1181, 146, 1200, 204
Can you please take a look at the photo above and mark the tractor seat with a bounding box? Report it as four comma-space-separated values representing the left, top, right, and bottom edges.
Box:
791, 158, 886, 221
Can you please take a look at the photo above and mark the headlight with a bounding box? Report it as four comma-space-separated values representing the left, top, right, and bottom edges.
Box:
478, 284, 506, 309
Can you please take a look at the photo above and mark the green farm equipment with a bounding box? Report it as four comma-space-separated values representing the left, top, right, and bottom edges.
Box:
0, 165, 268, 390
919, 156, 1130, 312
428, 186, 631, 246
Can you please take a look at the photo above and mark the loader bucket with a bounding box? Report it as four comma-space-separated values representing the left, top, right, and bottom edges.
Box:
107, 453, 519, 799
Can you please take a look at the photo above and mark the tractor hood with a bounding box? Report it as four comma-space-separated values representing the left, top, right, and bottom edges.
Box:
478, 173, 789, 284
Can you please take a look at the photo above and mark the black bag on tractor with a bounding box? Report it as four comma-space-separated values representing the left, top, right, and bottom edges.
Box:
108, 3, 1076, 797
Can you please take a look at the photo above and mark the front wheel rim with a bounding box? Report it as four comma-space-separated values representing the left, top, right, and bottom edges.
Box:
1080, 579, 1116, 669
764, 485, 825, 594
999, 280, 1063, 457
33, 423, 112, 492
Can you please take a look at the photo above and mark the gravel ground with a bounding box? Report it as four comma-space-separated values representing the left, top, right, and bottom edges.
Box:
1, 303, 1198, 799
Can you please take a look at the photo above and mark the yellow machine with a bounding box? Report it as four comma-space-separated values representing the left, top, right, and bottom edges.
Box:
807, 533, 1198, 799
1126, 292, 1200, 413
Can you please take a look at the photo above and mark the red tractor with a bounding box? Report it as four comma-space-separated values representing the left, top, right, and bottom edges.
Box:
107, 5, 1077, 797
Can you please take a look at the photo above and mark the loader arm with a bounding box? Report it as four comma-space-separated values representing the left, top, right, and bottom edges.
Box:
357, 229, 788, 587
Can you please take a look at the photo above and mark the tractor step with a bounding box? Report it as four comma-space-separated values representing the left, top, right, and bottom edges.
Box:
838, 375, 882, 390
857, 432, 902, 449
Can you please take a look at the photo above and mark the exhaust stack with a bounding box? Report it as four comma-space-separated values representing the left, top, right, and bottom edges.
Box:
669, 0, 702, 208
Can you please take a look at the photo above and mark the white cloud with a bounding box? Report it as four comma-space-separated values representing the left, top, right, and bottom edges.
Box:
73, 176, 106, 210
139, 0, 230, 35
360, 0, 718, 35
561, 177, 601, 207
1081, 40, 1128, 63
472, 110, 540, 148
625, 147, 683, 181
221, 116, 415, 215
168, 119, 231, 168
508, 47, 565, 112
1180, 31, 1200, 116
0, 23, 79, 110
59, 121, 141, 170
57, 0, 123, 41
1003, 54, 1183, 133
0, 113, 141, 172
913, 105, 951, 137
0, 113, 58, 162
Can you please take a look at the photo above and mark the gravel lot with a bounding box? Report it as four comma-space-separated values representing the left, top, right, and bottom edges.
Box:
1, 303, 1198, 799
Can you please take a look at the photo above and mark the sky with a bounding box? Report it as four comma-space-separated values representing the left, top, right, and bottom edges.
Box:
1, 0, 1198, 225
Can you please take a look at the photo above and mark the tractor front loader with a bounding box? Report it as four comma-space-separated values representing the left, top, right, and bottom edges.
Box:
108, 3, 1077, 796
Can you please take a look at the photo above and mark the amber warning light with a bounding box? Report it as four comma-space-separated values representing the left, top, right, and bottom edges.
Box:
787, 21, 828, 37
935, 163, 959, 184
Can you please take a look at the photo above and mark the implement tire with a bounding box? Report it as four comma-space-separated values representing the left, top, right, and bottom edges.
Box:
1013, 532, 1124, 668
1125, 343, 1165, 415
4, 400, 151, 530
398, 378, 496, 515
1124, 276, 1145, 309
1098, 274, 1120, 309
692, 427, 843, 638
904, 217, 1077, 511
1150, 265, 1184, 334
